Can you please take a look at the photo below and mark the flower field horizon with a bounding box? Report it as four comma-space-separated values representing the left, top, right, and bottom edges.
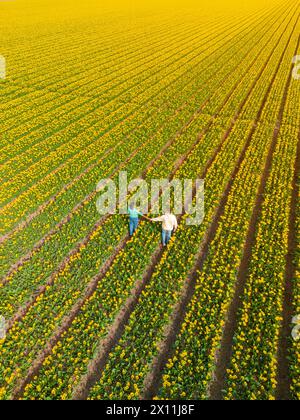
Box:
0, 0, 299, 401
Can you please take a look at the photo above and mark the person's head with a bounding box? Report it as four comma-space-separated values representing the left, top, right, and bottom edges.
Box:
129, 201, 135, 210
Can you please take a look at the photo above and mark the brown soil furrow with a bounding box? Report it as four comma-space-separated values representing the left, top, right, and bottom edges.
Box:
73, 8, 298, 400
71, 245, 164, 400
11, 110, 214, 399
1, 13, 270, 298
0, 104, 219, 271
276, 127, 300, 400
1, 102, 196, 285
6, 5, 294, 399
209, 27, 300, 401
0, 3, 281, 246
0, 145, 117, 246
142, 9, 299, 400
10, 44, 262, 397
70, 125, 216, 399
4, 137, 169, 329
1, 0, 284, 288
11, 235, 128, 400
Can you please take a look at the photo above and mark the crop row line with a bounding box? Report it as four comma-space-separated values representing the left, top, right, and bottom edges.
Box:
84, 6, 298, 400
0, 0, 286, 322
144, 10, 300, 401
0, 4, 288, 398
0, 0, 276, 270
32, 4, 300, 400
209, 28, 300, 401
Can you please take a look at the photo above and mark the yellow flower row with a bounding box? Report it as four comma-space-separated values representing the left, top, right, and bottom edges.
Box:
158, 14, 300, 399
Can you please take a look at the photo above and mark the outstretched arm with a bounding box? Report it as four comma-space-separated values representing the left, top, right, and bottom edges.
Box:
152, 216, 164, 222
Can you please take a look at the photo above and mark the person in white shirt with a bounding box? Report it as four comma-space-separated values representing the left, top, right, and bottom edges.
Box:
151, 212, 178, 246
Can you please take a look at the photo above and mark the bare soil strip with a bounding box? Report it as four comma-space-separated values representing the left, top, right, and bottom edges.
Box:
9, 5, 293, 399
209, 29, 300, 401
0, 66, 240, 263
11, 236, 128, 400
2, 12, 270, 318
72, 245, 164, 400
0, 144, 115, 246
71, 9, 296, 400
0, 8, 273, 247
11, 114, 212, 399
142, 10, 299, 400
276, 128, 300, 400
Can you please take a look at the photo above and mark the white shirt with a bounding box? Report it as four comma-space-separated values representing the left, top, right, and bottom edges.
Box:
152, 214, 178, 231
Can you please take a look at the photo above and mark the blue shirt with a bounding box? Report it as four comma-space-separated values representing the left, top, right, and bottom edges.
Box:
128, 208, 143, 219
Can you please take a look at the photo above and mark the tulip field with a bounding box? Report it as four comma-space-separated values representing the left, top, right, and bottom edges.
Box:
0, 0, 299, 401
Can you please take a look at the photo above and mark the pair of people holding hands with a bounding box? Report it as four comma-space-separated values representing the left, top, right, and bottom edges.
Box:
128, 202, 178, 246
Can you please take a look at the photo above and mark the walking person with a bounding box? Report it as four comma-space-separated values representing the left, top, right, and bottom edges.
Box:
151, 212, 178, 246
128, 202, 144, 236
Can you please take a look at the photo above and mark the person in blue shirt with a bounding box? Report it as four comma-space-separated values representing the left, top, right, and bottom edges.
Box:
128, 202, 144, 236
